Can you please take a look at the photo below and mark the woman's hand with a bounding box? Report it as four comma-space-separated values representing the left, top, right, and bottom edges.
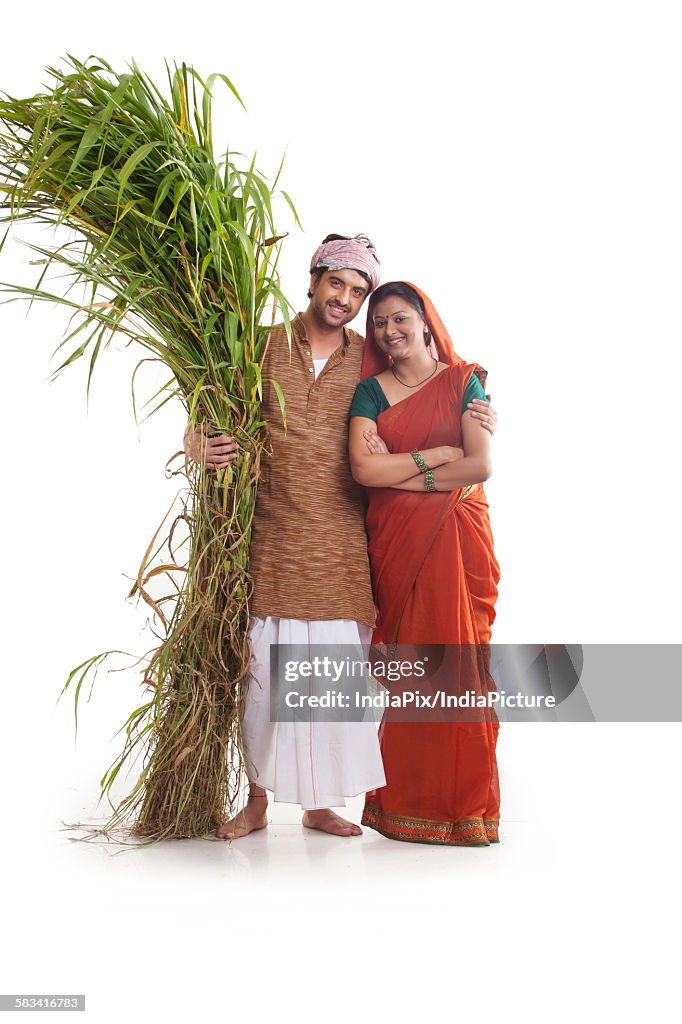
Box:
349, 416, 428, 487
435, 445, 465, 465
183, 424, 240, 468
467, 396, 498, 435
361, 431, 462, 467
363, 427, 390, 455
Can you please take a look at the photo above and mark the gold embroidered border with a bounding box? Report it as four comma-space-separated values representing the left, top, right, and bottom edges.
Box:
363, 802, 500, 846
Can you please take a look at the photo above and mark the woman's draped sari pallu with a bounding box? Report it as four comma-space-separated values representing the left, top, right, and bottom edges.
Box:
361, 361, 501, 846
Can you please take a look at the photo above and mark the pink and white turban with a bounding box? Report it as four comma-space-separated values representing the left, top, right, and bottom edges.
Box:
309, 234, 381, 293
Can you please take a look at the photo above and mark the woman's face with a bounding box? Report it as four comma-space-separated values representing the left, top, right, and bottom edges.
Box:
372, 296, 427, 361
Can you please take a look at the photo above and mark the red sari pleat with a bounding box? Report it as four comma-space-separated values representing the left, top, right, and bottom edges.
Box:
362, 364, 501, 845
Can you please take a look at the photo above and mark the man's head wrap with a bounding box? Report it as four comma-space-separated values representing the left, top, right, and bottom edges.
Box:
309, 234, 381, 293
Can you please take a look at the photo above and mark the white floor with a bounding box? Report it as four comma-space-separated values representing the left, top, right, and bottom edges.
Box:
1, 723, 678, 1021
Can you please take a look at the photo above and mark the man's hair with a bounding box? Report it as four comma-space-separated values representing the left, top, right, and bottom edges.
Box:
307, 233, 377, 299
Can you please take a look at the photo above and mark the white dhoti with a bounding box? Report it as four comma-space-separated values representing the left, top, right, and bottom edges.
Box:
241, 615, 386, 809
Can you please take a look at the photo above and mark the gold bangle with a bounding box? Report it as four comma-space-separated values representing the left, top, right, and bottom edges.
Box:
424, 468, 436, 492
411, 449, 428, 473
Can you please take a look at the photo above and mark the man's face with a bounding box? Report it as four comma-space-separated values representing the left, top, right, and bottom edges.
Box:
309, 268, 370, 329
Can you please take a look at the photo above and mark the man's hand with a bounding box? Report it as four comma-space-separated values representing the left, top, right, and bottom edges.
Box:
184, 424, 239, 469
467, 395, 498, 435
362, 427, 390, 455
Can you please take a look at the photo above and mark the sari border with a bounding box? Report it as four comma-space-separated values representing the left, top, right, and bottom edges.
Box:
362, 802, 500, 846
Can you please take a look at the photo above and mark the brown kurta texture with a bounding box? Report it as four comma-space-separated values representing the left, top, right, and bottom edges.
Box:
249, 313, 376, 626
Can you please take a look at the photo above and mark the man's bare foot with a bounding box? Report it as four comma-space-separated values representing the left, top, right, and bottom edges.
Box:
216, 796, 268, 840
302, 809, 362, 836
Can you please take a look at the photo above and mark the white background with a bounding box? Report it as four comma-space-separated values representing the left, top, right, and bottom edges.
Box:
0, 2, 679, 1020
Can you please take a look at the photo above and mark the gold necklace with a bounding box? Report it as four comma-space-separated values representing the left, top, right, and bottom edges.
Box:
391, 360, 438, 388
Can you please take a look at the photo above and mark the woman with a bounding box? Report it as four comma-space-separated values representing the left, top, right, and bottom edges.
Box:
348, 282, 500, 846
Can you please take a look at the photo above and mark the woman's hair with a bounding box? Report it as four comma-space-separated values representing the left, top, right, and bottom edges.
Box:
368, 282, 432, 346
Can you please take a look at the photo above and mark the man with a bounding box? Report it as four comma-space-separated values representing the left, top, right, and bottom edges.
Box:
185, 234, 496, 839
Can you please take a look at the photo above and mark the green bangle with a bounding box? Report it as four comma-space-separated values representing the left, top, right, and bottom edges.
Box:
411, 449, 428, 473
424, 469, 436, 492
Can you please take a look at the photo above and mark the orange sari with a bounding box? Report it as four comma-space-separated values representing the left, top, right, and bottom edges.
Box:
360, 284, 501, 846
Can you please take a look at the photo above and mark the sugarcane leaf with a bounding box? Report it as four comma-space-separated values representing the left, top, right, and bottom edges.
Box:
116, 140, 165, 202
169, 178, 190, 219
271, 149, 286, 190
280, 190, 303, 228
27, 139, 74, 188
223, 220, 255, 267
53, 336, 91, 373
131, 356, 160, 423
138, 387, 180, 423
0, 55, 304, 841
58, 650, 128, 739
86, 327, 104, 404
111, 701, 155, 740
188, 372, 208, 424
152, 169, 178, 217
69, 121, 106, 175
267, 377, 287, 429
267, 281, 294, 339
205, 72, 246, 112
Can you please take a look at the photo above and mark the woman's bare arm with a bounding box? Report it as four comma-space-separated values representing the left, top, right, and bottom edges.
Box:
349, 416, 460, 487
390, 411, 491, 492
